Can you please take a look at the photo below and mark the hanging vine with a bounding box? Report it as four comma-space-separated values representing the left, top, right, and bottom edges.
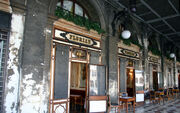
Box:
119, 35, 143, 49
55, 7, 105, 34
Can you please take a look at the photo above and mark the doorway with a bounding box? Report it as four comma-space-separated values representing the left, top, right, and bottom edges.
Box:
70, 62, 87, 112
126, 68, 135, 97
153, 71, 158, 91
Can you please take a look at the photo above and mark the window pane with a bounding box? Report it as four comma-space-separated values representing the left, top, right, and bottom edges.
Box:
89, 65, 106, 96
75, 3, 83, 16
56, 1, 61, 7
63, 0, 73, 12
85, 14, 88, 19
72, 48, 87, 60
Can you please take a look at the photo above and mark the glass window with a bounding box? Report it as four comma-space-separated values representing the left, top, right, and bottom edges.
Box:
127, 60, 134, 67
72, 48, 87, 60
56, 1, 61, 7
70, 62, 86, 89
85, 14, 88, 19
57, 0, 89, 18
63, 0, 73, 12
75, 3, 83, 16
0, 30, 8, 112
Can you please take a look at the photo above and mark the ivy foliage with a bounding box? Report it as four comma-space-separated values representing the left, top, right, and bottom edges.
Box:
148, 34, 161, 56
55, 7, 105, 34
119, 35, 143, 49
148, 46, 161, 56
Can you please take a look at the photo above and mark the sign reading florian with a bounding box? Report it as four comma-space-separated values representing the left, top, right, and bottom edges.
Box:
118, 48, 139, 59
55, 29, 100, 49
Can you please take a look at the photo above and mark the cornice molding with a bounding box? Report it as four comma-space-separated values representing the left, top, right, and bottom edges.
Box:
0, 0, 11, 13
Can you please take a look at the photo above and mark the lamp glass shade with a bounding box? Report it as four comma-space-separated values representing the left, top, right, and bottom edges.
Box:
121, 30, 131, 39
170, 53, 175, 58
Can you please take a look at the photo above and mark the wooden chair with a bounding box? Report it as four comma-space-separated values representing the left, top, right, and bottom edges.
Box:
119, 92, 132, 109
108, 95, 121, 113
168, 88, 174, 98
149, 90, 159, 103
156, 89, 165, 104
163, 89, 171, 101
173, 87, 179, 98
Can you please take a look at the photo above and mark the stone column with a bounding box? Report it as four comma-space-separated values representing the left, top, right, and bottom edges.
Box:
19, 0, 50, 113
4, 1, 26, 113
119, 57, 127, 92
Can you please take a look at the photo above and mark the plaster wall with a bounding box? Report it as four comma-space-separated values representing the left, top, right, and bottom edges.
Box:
19, 0, 50, 113
149, 64, 153, 89
119, 57, 126, 92
4, 13, 24, 113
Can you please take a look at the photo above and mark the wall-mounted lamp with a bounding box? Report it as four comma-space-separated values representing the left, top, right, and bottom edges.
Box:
170, 53, 175, 58
111, 9, 131, 39
121, 30, 131, 39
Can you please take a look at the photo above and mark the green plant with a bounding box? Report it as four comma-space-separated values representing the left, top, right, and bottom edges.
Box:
148, 46, 161, 56
55, 7, 105, 34
119, 35, 143, 49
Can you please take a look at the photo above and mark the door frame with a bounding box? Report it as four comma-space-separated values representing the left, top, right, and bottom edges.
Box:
49, 43, 70, 113
126, 67, 135, 97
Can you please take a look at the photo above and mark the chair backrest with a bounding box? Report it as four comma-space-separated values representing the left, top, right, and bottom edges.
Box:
158, 88, 164, 92
149, 90, 155, 98
164, 89, 168, 95
119, 92, 128, 97
168, 88, 173, 93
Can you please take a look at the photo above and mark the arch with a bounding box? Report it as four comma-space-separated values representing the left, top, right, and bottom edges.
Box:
48, 0, 107, 31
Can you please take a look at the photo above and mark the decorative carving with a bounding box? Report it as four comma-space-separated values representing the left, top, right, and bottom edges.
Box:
54, 103, 67, 113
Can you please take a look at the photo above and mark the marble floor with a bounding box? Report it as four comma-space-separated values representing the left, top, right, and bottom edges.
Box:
116, 98, 180, 113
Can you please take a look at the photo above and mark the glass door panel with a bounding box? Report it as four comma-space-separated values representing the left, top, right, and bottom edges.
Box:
135, 70, 144, 102
50, 44, 69, 113
88, 65, 107, 113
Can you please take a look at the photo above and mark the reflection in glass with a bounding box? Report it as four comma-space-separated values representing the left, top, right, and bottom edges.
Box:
75, 4, 83, 16
89, 65, 98, 95
72, 48, 87, 60
135, 70, 144, 91
71, 62, 86, 89
89, 65, 106, 96
127, 60, 134, 67
63, 0, 73, 12
85, 14, 88, 19
56, 1, 61, 7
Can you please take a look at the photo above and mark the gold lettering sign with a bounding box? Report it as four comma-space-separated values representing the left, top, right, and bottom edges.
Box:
54, 29, 101, 49
149, 56, 159, 63
124, 50, 137, 57
67, 33, 93, 46
118, 48, 139, 59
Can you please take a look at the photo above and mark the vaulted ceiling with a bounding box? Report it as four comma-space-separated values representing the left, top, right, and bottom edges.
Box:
109, 0, 180, 49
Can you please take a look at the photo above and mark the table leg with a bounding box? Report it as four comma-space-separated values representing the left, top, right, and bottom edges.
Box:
133, 100, 135, 113
126, 102, 128, 113
118, 106, 120, 113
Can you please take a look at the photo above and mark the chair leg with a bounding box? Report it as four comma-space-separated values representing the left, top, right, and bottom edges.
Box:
108, 107, 111, 113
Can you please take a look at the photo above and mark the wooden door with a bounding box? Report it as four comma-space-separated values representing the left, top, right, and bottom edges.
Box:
153, 71, 158, 91
49, 44, 70, 113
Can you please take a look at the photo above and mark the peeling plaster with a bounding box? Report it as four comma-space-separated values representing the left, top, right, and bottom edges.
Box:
109, 79, 117, 97
20, 73, 48, 113
4, 14, 24, 113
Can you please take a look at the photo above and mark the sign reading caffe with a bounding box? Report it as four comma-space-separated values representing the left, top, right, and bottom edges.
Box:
148, 56, 159, 64
54, 29, 100, 49
118, 48, 140, 59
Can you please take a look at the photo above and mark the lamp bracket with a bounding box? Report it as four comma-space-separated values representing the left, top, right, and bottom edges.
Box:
111, 9, 129, 36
